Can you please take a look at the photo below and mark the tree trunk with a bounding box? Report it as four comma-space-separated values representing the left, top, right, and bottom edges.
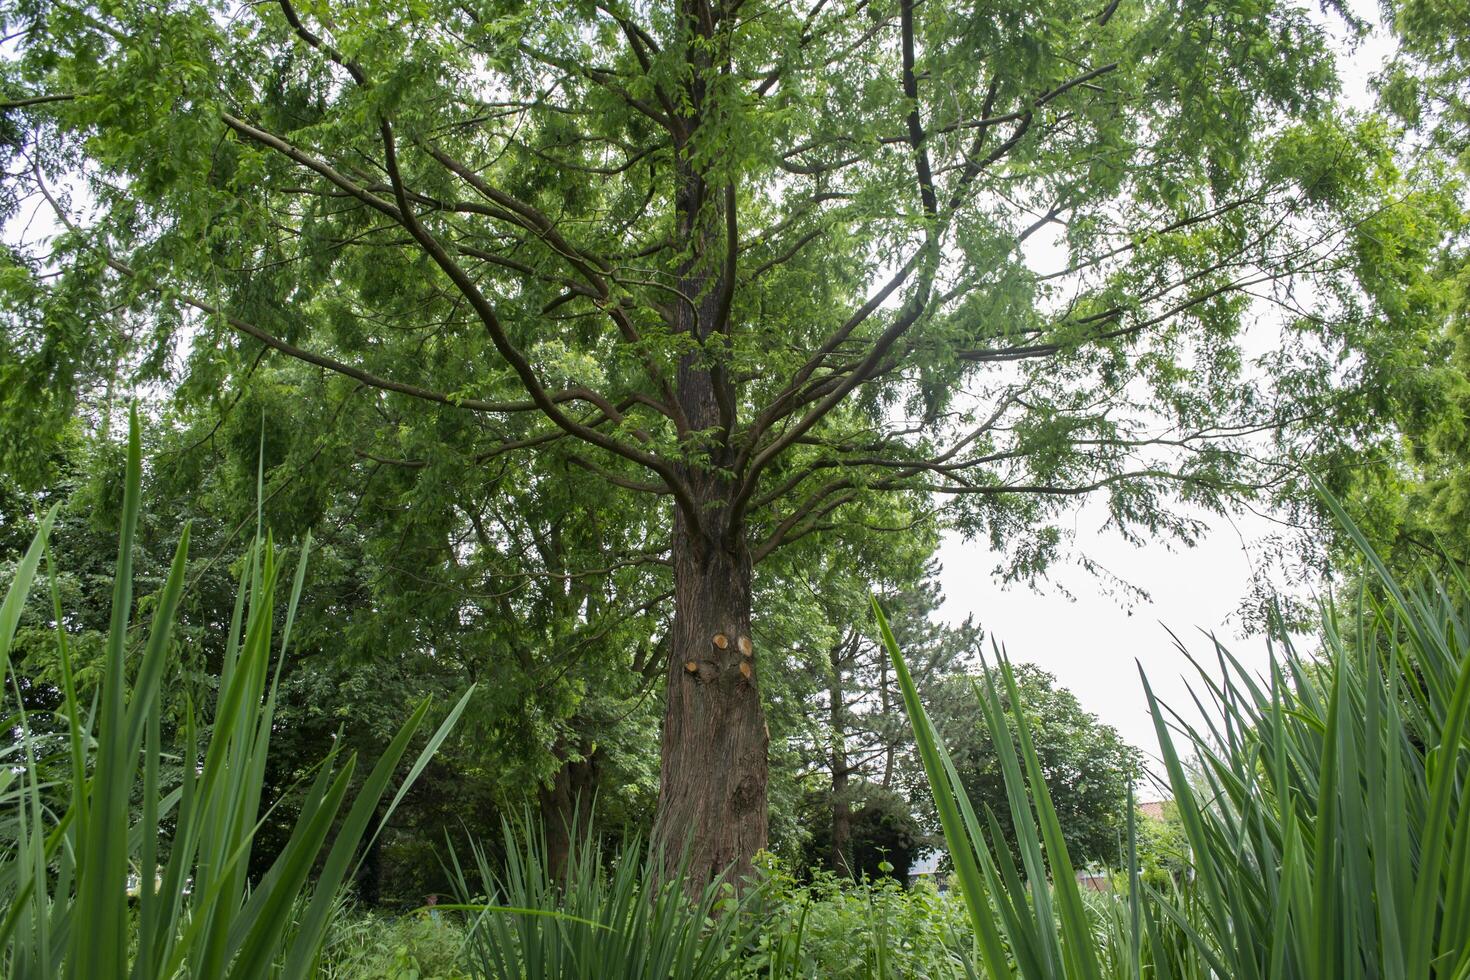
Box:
354, 803, 385, 905
880, 658, 896, 788
830, 641, 853, 877
652, 499, 769, 887
538, 736, 599, 883
653, 12, 766, 883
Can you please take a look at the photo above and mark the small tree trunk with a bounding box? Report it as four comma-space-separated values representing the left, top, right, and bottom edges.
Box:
880, 657, 896, 788
539, 737, 599, 883
355, 803, 385, 905
830, 641, 853, 877
652, 504, 768, 887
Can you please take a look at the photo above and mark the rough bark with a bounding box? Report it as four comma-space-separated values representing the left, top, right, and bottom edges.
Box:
880, 658, 896, 788
648, 0, 770, 886
652, 495, 769, 886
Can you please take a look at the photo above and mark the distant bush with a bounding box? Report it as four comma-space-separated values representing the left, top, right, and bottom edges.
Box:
800, 781, 928, 882
320, 906, 472, 980
325, 842, 976, 980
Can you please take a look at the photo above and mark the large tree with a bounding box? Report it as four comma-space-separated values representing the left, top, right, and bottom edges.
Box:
2, 0, 1403, 881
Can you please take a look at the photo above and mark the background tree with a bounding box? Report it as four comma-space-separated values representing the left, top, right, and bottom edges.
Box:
817, 567, 978, 878
922, 663, 1140, 868
1133, 800, 1190, 888
156, 369, 679, 889
1353, 0, 1470, 574
728, 480, 937, 868
801, 782, 927, 882
1379, 0, 1470, 160
0, 378, 671, 898
1, 0, 1415, 882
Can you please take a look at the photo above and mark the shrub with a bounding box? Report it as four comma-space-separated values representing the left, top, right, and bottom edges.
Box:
446, 816, 773, 980
800, 782, 928, 882
741, 856, 970, 979
320, 905, 472, 980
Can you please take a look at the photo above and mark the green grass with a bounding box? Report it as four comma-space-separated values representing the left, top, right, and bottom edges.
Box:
326, 840, 975, 980
319, 902, 473, 980
742, 860, 972, 978
0, 408, 472, 978
445, 817, 775, 980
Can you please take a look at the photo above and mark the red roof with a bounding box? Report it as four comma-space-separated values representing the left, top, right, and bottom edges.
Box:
1137, 800, 1169, 821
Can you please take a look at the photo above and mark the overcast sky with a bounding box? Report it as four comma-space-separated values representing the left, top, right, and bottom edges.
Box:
934, 1, 1395, 775
936, 503, 1291, 772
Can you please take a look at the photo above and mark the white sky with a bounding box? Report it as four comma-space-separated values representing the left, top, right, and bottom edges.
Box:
935, 0, 1396, 769
936, 503, 1290, 765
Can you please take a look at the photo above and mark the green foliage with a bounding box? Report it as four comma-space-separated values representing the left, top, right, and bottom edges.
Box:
2, 0, 1467, 952
743, 859, 969, 979
0, 390, 670, 903
879, 488, 1470, 978
1, 0, 1415, 588
320, 906, 473, 980
801, 782, 928, 883
1380, 0, 1470, 161
1129, 802, 1189, 890
150, 363, 671, 878
324, 846, 980, 980
0, 409, 471, 978
923, 663, 1140, 869
3, 0, 1444, 885
763, 550, 971, 873
1284, 0, 1470, 587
